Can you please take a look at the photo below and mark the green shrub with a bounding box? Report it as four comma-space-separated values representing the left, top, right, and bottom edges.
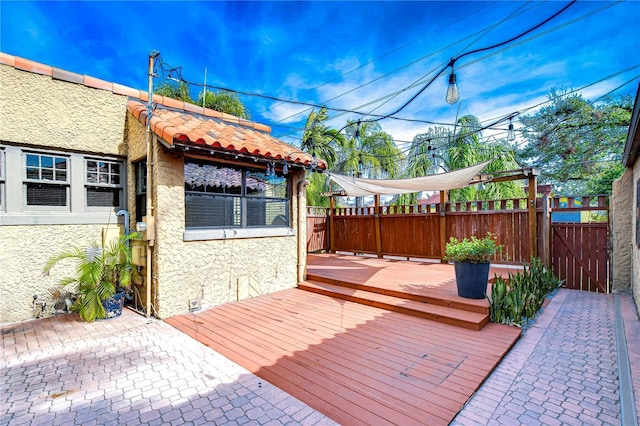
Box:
444, 233, 502, 263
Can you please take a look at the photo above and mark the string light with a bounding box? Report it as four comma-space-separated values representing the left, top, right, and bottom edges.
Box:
507, 118, 516, 141
446, 62, 459, 104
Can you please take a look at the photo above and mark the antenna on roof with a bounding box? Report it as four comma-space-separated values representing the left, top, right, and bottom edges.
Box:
202, 68, 207, 108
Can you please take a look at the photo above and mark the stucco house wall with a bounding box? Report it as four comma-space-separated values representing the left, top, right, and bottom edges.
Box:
611, 170, 633, 294
126, 117, 303, 318
613, 82, 640, 317
0, 64, 128, 323
0, 54, 312, 323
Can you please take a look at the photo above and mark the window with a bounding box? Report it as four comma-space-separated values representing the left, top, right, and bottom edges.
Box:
1, 144, 127, 225
135, 161, 147, 223
185, 160, 289, 229
86, 159, 123, 207
24, 152, 69, 206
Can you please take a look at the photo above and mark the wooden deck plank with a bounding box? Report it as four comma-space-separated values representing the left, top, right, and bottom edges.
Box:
195, 307, 454, 423
206, 298, 472, 411
299, 280, 489, 330
165, 255, 522, 426
244, 297, 502, 388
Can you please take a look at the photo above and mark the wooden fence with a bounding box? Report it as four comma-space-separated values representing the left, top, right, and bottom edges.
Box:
307, 197, 546, 264
307, 195, 610, 292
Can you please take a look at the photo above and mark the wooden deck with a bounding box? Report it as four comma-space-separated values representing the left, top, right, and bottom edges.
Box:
166, 255, 522, 425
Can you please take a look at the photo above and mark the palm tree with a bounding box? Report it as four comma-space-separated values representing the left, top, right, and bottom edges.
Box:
336, 120, 403, 179
333, 120, 404, 207
301, 107, 346, 207
43, 233, 137, 322
301, 107, 345, 168
400, 115, 523, 205
447, 115, 523, 201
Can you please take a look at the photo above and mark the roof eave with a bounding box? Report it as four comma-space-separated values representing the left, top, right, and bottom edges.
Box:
622, 82, 640, 167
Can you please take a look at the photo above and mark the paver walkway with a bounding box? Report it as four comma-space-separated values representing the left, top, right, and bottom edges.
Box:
1, 311, 335, 426
453, 289, 639, 426
1, 289, 638, 425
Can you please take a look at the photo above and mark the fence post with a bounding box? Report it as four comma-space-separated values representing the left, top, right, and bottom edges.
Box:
439, 190, 448, 263
329, 196, 335, 253
541, 193, 551, 267
528, 174, 537, 261
375, 194, 383, 258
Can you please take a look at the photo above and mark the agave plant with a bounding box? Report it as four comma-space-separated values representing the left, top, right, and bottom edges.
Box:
43, 233, 137, 322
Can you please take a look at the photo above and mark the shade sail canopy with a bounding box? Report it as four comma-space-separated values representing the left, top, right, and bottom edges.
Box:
328, 161, 491, 197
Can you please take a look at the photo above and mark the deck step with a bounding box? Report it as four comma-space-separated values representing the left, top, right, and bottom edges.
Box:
306, 272, 489, 315
298, 280, 489, 331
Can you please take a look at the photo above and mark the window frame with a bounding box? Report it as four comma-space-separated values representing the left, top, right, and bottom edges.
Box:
183, 159, 293, 240
0, 144, 127, 225
23, 151, 70, 211
84, 158, 124, 209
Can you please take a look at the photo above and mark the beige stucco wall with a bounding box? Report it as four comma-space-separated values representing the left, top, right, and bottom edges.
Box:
0, 65, 128, 155
149, 144, 303, 318
612, 165, 640, 317
612, 169, 634, 293
0, 224, 118, 323
0, 65, 130, 324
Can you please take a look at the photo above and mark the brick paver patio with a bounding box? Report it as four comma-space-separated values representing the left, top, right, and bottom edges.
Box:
452, 289, 639, 426
1, 288, 638, 425
1, 311, 335, 426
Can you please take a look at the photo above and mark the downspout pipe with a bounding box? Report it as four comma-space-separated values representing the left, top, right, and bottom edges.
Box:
297, 178, 310, 282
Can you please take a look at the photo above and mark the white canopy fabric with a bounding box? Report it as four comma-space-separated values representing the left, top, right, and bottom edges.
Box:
328, 160, 491, 197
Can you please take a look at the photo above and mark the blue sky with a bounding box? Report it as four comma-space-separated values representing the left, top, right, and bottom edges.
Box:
2, 1, 639, 147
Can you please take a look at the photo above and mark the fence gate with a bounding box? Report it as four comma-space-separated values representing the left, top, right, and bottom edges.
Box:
550, 196, 609, 293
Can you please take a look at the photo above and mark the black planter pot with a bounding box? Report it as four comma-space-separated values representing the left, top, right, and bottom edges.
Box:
454, 261, 491, 299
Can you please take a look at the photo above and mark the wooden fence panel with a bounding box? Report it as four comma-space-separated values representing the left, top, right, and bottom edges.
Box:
552, 223, 608, 292
333, 216, 377, 254
307, 214, 328, 252
446, 211, 530, 263
379, 214, 441, 258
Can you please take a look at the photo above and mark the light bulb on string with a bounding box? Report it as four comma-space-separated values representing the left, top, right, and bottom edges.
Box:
445, 64, 459, 105
507, 119, 516, 142
283, 161, 288, 175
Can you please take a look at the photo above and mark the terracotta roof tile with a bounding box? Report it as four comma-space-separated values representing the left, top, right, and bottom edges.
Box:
1, 52, 323, 168
84, 75, 114, 91
52, 67, 84, 85
127, 100, 325, 169
14, 56, 52, 76
0, 52, 16, 66
113, 83, 140, 98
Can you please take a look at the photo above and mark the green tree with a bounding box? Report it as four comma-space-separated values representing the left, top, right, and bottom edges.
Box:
336, 120, 403, 179
518, 89, 632, 194
197, 90, 251, 119
301, 107, 347, 207
301, 107, 346, 168
333, 120, 403, 207
447, 115, 523, 201
397, 115, 523, 205
154, 81, 193, 103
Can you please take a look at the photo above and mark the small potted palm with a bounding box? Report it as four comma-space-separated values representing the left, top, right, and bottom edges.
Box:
444, 233, 502, 299
44, 232, 137, 322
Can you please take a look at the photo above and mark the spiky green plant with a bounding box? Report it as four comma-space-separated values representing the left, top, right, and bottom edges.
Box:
486, 257, 564, 328
43, 233, 137, 322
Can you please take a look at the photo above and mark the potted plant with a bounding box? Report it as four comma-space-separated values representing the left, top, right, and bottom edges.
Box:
444, 233, 502, 299
43, 232, 137, 322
